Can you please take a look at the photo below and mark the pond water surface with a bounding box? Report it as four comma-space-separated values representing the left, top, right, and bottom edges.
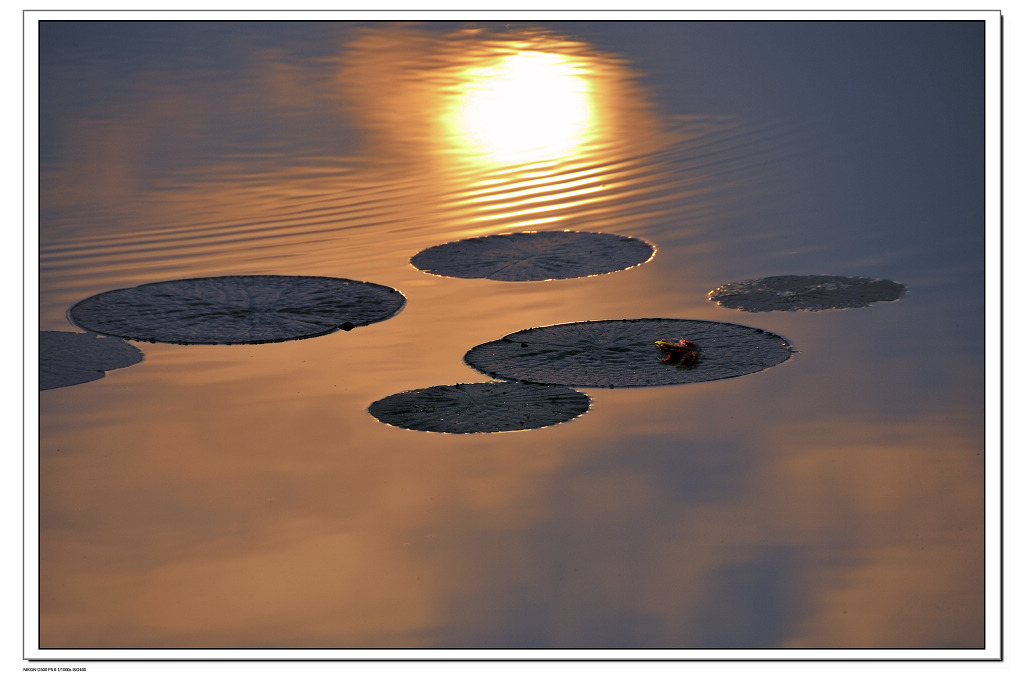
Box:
35, 19, 990, 655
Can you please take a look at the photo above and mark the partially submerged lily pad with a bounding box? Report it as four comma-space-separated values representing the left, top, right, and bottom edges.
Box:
68, 275, 406, 344
708, 275, 905, 312
410, 230, 655, 281
368, 382, 591, 433
40, 331, 144, 390
464, 318, 793, 388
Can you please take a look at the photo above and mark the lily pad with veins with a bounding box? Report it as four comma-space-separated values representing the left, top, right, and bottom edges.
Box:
68, 275, 406, 345
708, 275, 905, 312
411, 230, 655, 281
40, 331, 144, 390
465, 318, 794, 388
368, 382, 591, 433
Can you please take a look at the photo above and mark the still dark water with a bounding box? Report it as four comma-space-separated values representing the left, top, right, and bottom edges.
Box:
36, 20, 989, 653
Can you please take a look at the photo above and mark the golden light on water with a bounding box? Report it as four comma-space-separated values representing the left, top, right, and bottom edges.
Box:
40, 23, 987, 651
331, 26, 674, 236
452, 51, 593, 165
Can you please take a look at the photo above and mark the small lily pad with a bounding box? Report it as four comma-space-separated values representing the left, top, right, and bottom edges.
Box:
68, 275, 406, 345
464, 318, 793, 388
368, 382, 591, 433
410, 230, 655, 281
708, 275, 905, 312
40, 331, 144, 390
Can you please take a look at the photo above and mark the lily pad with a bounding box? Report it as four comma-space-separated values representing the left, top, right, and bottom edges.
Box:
464, 318, 793, 388
708, 275, 905, 312
368, 382, 591, 434
68, 275, 406, 345
40, 331, 144, 390
410, 230, 655, 281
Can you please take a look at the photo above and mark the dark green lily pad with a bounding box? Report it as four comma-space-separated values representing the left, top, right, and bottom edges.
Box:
410, 230, 655, 281
708, 275, 905, 312
464, 318, 793, 388
368, 382, 591, 433
40, 331, 144, 390
68, 275, 406, 345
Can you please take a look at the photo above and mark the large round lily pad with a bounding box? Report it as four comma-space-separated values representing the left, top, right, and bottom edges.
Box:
68, 275, 406, 345
708, 275, 905, 312
368, 382, 591, 434
464, 319, 793, 388
410, 230, 655, 281
40, 331, 144, 390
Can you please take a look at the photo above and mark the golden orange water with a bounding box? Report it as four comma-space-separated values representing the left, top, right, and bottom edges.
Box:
36, 22, 986, 653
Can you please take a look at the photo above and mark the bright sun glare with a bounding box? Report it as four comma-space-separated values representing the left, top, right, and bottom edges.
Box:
455, 51, 592, 164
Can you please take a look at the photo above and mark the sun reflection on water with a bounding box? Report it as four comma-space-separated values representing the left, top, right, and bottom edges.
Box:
451, 50, 593, 165
325, 25, 682, 238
